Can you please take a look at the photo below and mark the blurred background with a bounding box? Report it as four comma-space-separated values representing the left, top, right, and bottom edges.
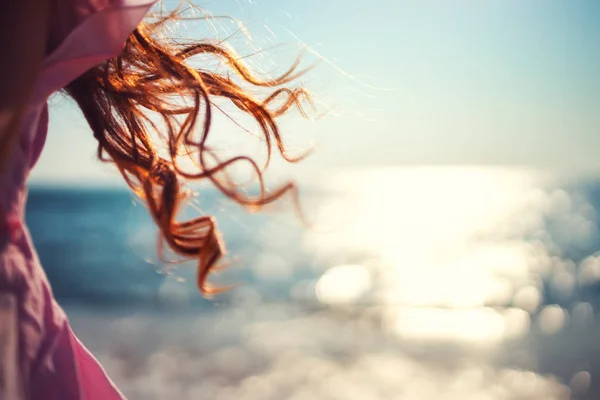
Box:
28, 1, 600, 399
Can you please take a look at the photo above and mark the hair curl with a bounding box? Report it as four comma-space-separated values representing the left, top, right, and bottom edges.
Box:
65, 13, 312, 295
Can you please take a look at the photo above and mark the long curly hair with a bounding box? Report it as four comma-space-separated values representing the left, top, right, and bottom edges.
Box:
64, 10, 313, 294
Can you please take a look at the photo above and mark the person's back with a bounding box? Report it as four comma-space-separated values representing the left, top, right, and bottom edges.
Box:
1, 3, 157, 397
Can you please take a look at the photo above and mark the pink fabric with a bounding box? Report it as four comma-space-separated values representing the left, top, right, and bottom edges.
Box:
0, 1, 155, 398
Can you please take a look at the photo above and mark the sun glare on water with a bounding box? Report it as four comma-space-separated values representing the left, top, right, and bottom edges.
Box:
308, 166, 587, 345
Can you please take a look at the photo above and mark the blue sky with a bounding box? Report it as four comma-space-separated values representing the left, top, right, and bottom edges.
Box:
32, 0, 600, 184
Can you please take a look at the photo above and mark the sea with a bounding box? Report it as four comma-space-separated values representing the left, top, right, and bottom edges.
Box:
26, 166, 600, 400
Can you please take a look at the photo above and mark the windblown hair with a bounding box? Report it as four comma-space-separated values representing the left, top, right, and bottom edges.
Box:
65, 15, 312, 294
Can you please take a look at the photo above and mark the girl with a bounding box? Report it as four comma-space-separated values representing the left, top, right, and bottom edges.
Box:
0, 1, 310, 398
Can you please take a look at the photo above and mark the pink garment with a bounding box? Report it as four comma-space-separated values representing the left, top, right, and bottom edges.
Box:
0, 1, 155, 398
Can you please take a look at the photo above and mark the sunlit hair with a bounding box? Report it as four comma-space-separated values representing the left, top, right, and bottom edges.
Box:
65, 12, 312, 295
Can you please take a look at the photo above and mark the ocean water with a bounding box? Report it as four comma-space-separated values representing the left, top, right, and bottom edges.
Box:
27, 167, 600, 400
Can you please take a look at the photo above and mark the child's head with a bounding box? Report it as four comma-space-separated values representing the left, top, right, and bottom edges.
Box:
65, 15, 312, 294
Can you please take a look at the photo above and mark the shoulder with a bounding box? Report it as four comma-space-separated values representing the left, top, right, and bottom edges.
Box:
47, 0, 157, 55
34, 0, 156, 101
